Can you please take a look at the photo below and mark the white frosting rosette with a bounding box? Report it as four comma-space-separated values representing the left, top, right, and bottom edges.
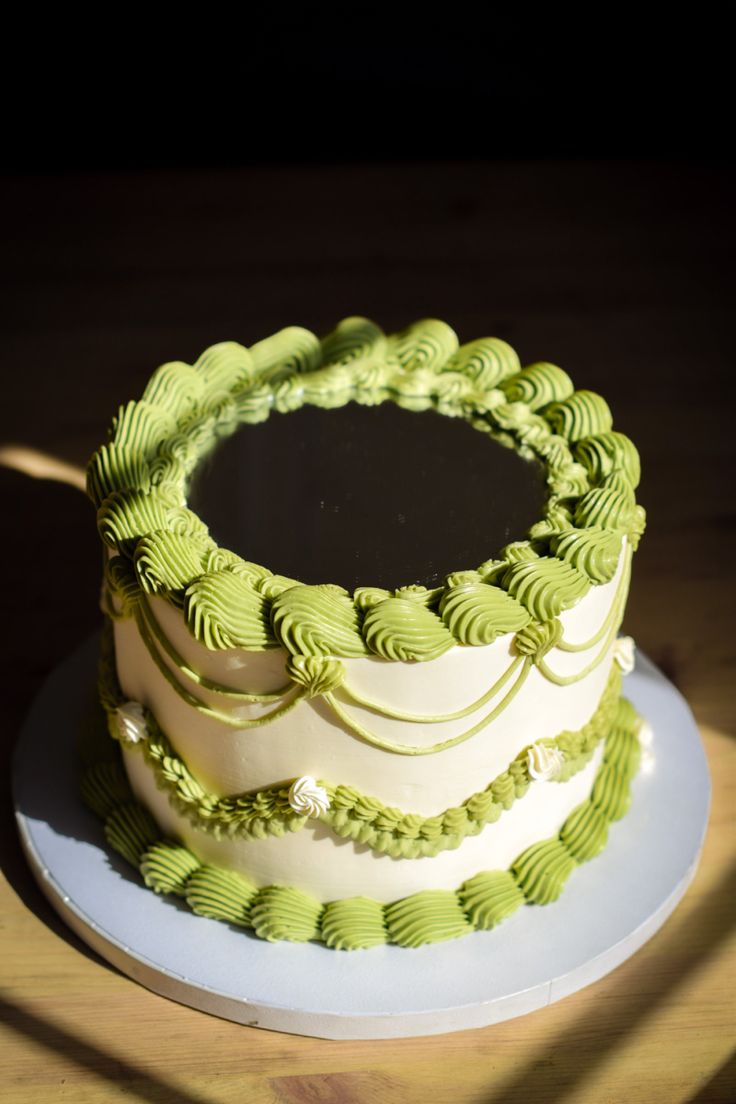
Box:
288, 775, 330, 818
527, 742, 565, 781
116, 701, 148, 745
614, 635, 636, 674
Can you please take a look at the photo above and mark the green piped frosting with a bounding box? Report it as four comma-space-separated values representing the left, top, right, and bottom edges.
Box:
574, 430, 641, 488
88, 443, 151, 505
101, 521, 631, 742
388, 318, 459, 372
271, 584, 368, 658
501, 361, 574, 409
250, 886, 323, 943
514, 618, 564, 660
112, 399, 175, 458
90, 316, 644, 662
363, 597, 455, 661
439, 583, 531, 644
574, 486, 636, 533
86, 316, 648, 951
98, 629, 621, 858
321, 897, 389, 950
84, 688, 644, 949
80, 759, 133, 818
511, 838, 578, 905
184, 569, 275, 650
604, 704, 642, 778
549, 527, 623, 584
135, 529, 214, 594
503, 557, 591, 621
544, 390, 613, 442
560, 801, 610, 862
591, 762, 633, 819
286, 654, 346, 697
385, 890, 473, 948
250, 325, 322, 378
459, 871, 526, 929
186, 865, 258, 926
105, 556, 141, 617
98, 488, 176, 551
193, 341, 254, 392
142, 361, 205, 419
443, 336, 520, 387
140, 841, 201, 896
104, 803, 159, 868
320, 315, 387, 367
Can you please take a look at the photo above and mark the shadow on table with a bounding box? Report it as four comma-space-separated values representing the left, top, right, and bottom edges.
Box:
484, 856, 736, 1104
0, 994, 216, 1104
0, 465, 109, 969
688, 1051, 736, 1103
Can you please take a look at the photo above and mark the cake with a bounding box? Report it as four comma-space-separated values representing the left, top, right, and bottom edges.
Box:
83, 316, 647, 950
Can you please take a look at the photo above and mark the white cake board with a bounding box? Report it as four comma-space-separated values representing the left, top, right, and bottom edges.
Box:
13, 635, 710, 1040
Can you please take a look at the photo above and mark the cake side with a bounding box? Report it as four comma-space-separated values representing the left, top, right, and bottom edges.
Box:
87, 633, 644, 948
110, 537, 629, 808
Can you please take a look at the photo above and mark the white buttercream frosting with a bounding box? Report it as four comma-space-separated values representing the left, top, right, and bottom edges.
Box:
638, 719, 655, 773
112, 543, 625, 815
640, 749, 656, 775
637, 719, 654, 748
287, 776, 330, 818
613, 635, 636, 674
122, 744, 605, 899
116, 701, 147, 745
527, 742, 565, 781
122, 741, 604, 896
113, 545, 628, 901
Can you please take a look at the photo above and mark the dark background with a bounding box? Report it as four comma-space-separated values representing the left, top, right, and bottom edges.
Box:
1, 13, 733, 171
1, 12, 733, 702
0, 9, 733, 688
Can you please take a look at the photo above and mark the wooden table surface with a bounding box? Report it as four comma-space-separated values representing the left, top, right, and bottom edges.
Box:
1, 162, 734, 1103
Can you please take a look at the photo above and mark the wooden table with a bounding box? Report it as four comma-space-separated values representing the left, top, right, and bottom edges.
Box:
1, 162, 734, 1102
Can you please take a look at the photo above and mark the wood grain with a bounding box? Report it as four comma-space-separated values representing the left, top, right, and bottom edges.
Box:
1, 161, 734, 1103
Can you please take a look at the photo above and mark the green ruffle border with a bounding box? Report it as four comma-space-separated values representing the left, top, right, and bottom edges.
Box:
88, 316, 646, 662
99, 618, 623, 859
82, 692, 642, 950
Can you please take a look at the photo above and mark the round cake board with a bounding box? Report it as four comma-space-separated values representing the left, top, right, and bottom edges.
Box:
13, 635, 710, 1040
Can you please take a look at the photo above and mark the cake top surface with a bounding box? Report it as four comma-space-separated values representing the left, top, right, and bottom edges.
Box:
88, 316, 645, 660
187, 401, 546, 592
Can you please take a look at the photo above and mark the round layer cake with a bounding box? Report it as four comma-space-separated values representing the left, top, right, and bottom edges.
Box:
84, 317, 647, 949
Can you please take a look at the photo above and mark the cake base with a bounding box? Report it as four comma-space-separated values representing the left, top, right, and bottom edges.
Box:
13, 634, 710, 1040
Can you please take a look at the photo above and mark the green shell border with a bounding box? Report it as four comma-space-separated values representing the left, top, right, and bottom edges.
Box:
88, 316, 646, 659
82, 691, 643, 950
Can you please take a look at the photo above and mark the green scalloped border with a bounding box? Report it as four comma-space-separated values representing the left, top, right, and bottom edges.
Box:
99, 616, 623, 859
82, 692, 643, 950
88, 317, 646, 660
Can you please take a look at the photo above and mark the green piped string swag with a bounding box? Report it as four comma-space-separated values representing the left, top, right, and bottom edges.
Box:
98, 626, 624, 858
